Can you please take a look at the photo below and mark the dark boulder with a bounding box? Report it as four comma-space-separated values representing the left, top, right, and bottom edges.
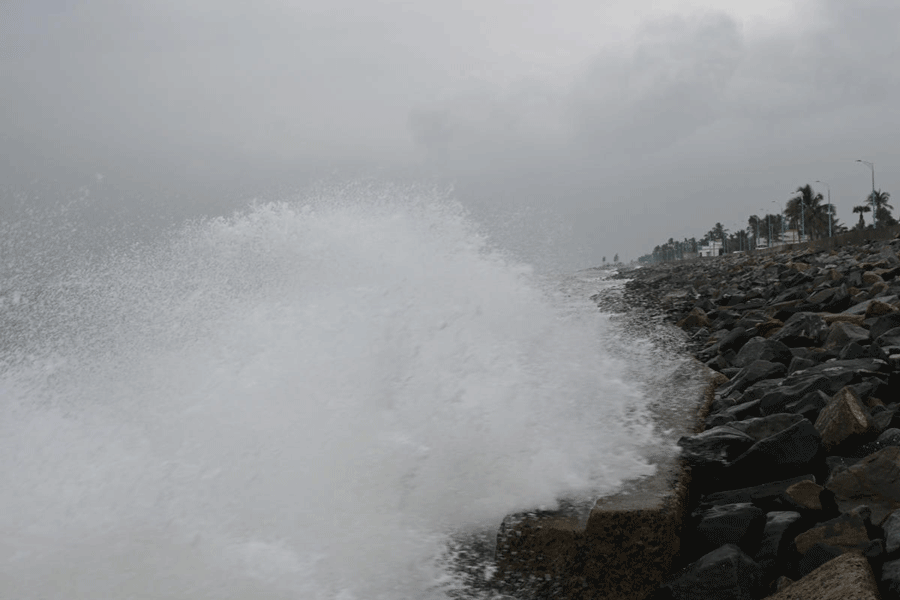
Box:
660, 544, 763, 600
677, 426, 757, 468
813, 386, 877, 453
769, 312, 829, 347
724, 420, 822, 486
870, 313, 900, 342
732, 337, 793, 368
697, 475, 817, 514
718, 360, 787, 398
694, 503, 766, 555
826, 445, 900, 526
795, 543, 844, 578
784, 390, 831, 422
793, 506, 872, 556
728, 413, 805, 441
824, 321, 870, 349
753, 511, 804, 578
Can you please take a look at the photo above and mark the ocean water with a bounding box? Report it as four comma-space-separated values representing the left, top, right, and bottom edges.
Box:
0, 187, 682, 599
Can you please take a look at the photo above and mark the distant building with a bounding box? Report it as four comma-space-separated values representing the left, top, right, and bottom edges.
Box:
699, 240, 724, 257
782, 229, 808, 244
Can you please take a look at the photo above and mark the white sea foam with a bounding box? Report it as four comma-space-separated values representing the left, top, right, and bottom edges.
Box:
0, 186, 667, 599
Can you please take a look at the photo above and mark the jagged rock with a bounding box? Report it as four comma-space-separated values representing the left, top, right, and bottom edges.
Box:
866, 299, 898, 318
724, 420, 822, 485
793, 506, 872, 555
882, 508, 900, 553
733, 337, 793, 368
786, 356, 817, 374
870, 313, 900, 342
795, 544, 845, 578
782, 480, 826, 512
768, 550, 880, 599
698, 326, 753, 360
677, 426, 757, 468
838, 341, 870, 360
874, 326, 900, 359
878, 428, 900, 446
728, 413, 805, 441
821, 313, 866, 326
882, 557, 900, 597
698, 475, 817, 513
862, 271, 885, 286
760, 375, 846, 416
706, 399, 762, 428
814, 386, 876, 453
823, 321, 870, 349
825, 445, 900, 525
677, 306, 710, 329
754, 511, 804, 576
694, 503, 766, 555
719, 360, 787, 398
757, 319, 785, 338
842, 296, 899, 316
661, 544, 763, 600
784, 390, 831, 421
769, 313, 829, 347
759, 359, 890, 416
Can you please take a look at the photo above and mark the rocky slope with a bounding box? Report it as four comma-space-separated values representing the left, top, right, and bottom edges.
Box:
611, 237, 900, 599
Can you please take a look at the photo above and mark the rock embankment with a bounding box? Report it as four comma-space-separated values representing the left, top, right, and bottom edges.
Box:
615, 237, 900, 599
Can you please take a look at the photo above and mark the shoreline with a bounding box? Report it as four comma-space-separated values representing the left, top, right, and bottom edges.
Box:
611, 236, 900, 598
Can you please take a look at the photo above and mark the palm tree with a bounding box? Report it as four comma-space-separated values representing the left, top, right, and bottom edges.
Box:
786, 185, 826, 240
853, 204, 871, 230
872, 190, 895, 227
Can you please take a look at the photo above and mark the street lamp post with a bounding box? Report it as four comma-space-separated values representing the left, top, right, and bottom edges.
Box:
815, 180, 833, 238
857, 160, 876, 228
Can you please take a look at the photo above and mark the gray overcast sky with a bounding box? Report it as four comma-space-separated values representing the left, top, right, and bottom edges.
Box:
2, 0, 899, 268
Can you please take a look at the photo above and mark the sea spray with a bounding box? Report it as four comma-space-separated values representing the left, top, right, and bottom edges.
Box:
1, 187, 670, 599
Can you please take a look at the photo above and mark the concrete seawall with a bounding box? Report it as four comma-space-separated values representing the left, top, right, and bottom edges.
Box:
492, 357, 725, 600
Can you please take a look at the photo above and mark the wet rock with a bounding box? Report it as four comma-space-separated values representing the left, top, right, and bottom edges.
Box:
766, 551, 880, 600
698, 475, 817, 514
719, 360, 787, 398
705, 399, 762, 428
882, 557, 900, 597
724, 420, 822, 486
793, 506, 872, 556
676, 306, 710, 330
786, 356, 817, 375
782, 480, 826, 512
753, 511, 804, 577
865, 299, 898, 318
661, 544, 762, 600
814, 386, 876, 453
769, 313, 829, 347
694, 503, 766, 555
870, 313, 900, 342
784, 390, 831, 422
882, 509, 900, 553
677, 426, 757, 468
698, 326, 753, 361
795, 544, 845, 578
728, 413, 806, 441
823, 321, 870, 349
879, 428, 900, 446
733, 337, 793, 368
838, 341, 870, 360
825, 445, 900, 526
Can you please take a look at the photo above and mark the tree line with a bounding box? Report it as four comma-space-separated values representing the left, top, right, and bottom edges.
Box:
638, 183, 894, 263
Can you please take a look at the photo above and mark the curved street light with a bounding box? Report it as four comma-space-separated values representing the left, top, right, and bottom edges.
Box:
857, 160, 876, 227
